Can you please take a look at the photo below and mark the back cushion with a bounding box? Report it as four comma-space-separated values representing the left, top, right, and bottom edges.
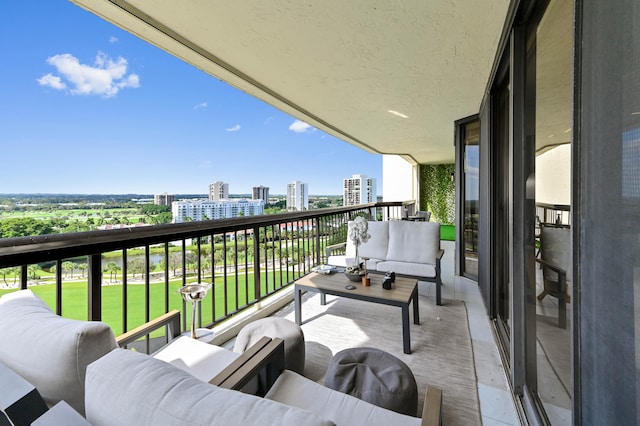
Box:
0, 290, 117, 415
86, 349, 334, 426
356, 221, 389, 260
541, 226, 572, 282
386, 221, 440, 264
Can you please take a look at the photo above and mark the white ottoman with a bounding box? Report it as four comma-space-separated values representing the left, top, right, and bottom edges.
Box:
234, 318, 305, 375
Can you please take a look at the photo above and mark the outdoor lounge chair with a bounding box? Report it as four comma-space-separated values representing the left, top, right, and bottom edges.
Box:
0, 290, 283, 420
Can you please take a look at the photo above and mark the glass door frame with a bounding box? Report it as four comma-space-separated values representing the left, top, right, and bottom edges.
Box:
454, 114, 480, 281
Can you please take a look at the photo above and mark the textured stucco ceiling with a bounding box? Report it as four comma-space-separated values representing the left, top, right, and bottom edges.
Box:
72, 0, 511, 164
536, 0, 573, 154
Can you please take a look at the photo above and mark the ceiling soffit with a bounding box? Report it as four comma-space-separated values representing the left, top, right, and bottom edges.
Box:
72, 0, 511, 164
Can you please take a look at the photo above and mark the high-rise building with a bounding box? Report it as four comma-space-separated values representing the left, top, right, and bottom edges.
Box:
209, 181, 229, 201
286, 180, 308, 211
343, 174, 377, 206
154, 192, 175, 206
252, 185, 270, 202
172, 199, 264, 223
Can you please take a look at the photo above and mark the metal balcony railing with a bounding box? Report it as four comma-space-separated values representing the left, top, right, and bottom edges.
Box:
0, 202, 410, 350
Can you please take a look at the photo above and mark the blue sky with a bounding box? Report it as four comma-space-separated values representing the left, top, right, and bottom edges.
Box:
0, 1, 381, 196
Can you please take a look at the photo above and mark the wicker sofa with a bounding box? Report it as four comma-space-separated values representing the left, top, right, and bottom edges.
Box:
326, 220, 445, 305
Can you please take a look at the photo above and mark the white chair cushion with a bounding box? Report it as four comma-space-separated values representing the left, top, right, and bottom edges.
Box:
0, 290, 117, 416
86, 349, 334, 426
387, 221, 440, 265
326, 255, 350, 267
153, 336, 240, 382
265, 370, 421, 426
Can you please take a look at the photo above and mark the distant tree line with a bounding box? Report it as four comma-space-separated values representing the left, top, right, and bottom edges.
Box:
0, 218, 54, 238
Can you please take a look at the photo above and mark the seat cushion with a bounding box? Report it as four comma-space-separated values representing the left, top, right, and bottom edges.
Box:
266, 370, 421, 426
326, 254, 350, 267
387, 221, 440, 265
153, 336, 240, 382
0, 290, 117, 416
375, 260, 436, 278
86, 349, 334, 426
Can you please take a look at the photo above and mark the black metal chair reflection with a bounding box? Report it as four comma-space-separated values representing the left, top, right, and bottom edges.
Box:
536, 224, 571, 329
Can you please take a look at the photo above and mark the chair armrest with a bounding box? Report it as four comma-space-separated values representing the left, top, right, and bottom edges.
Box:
116, 310, 181, 347
326, 242, 347, 259
436, 249, 445, 260
421, 385, 443, 426
535, 258, 566, 277
210, 336, 285, 396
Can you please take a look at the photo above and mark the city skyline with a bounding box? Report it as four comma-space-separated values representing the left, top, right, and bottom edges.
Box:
0, 1, 382, 196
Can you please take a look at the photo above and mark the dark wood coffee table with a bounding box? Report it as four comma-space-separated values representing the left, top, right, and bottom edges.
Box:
294, 272, 419, 354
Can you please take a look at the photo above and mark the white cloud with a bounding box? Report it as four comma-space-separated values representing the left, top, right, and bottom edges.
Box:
36, 74, 66, 90
37, 52, 140, 98
109, 36, 119, 43
194, 102, 207, 110
289, 119, 314, 133
226, 124, 241, 132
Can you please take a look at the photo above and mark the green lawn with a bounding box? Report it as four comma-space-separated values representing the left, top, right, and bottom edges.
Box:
0, 269, 295, 336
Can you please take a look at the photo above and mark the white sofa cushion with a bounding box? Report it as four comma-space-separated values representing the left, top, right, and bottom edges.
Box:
356, 221, 390, 260
0, 290, 117, 416
266, 370, 421, 426
386, 221, 440, 265
86, 349, 334, 426
375, 260, 437, 278
327, 254, 350, 267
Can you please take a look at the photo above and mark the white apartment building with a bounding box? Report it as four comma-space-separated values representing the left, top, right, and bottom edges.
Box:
172, 199, 264, 223
208, 181, 229, 201
343, 174, 377, 206
252, 185, 269, 202
286, 180, 308, 211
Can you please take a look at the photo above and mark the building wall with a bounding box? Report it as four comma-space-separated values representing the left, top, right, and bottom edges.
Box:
172, 199, 264, 222
154, 193, 175, 206
343, 174, 376, 206
382, 155, 416, 202
535, 144, 571, 205
209, 181, 229, 201
252, 186, 269, 202
286, 181, 308, 211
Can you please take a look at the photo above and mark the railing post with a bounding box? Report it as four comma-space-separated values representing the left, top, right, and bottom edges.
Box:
88, 254, 102, 321
315, 217, 322, 265
55, 259, 63, 315
20, 265, 27, 290
253, 226, 261, 302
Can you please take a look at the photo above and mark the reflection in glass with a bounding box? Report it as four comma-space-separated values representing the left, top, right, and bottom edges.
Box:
533, 0, 573, 423
463, 120, 480, 280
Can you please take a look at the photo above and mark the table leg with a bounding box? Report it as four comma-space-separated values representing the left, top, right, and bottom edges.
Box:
412, 287, 420, 325
295, 286, 302, 325
320, 293, 326, 305
402, 304, 411, 354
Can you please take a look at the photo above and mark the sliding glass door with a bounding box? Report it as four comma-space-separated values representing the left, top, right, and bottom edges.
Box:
456, 117, 480, 281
